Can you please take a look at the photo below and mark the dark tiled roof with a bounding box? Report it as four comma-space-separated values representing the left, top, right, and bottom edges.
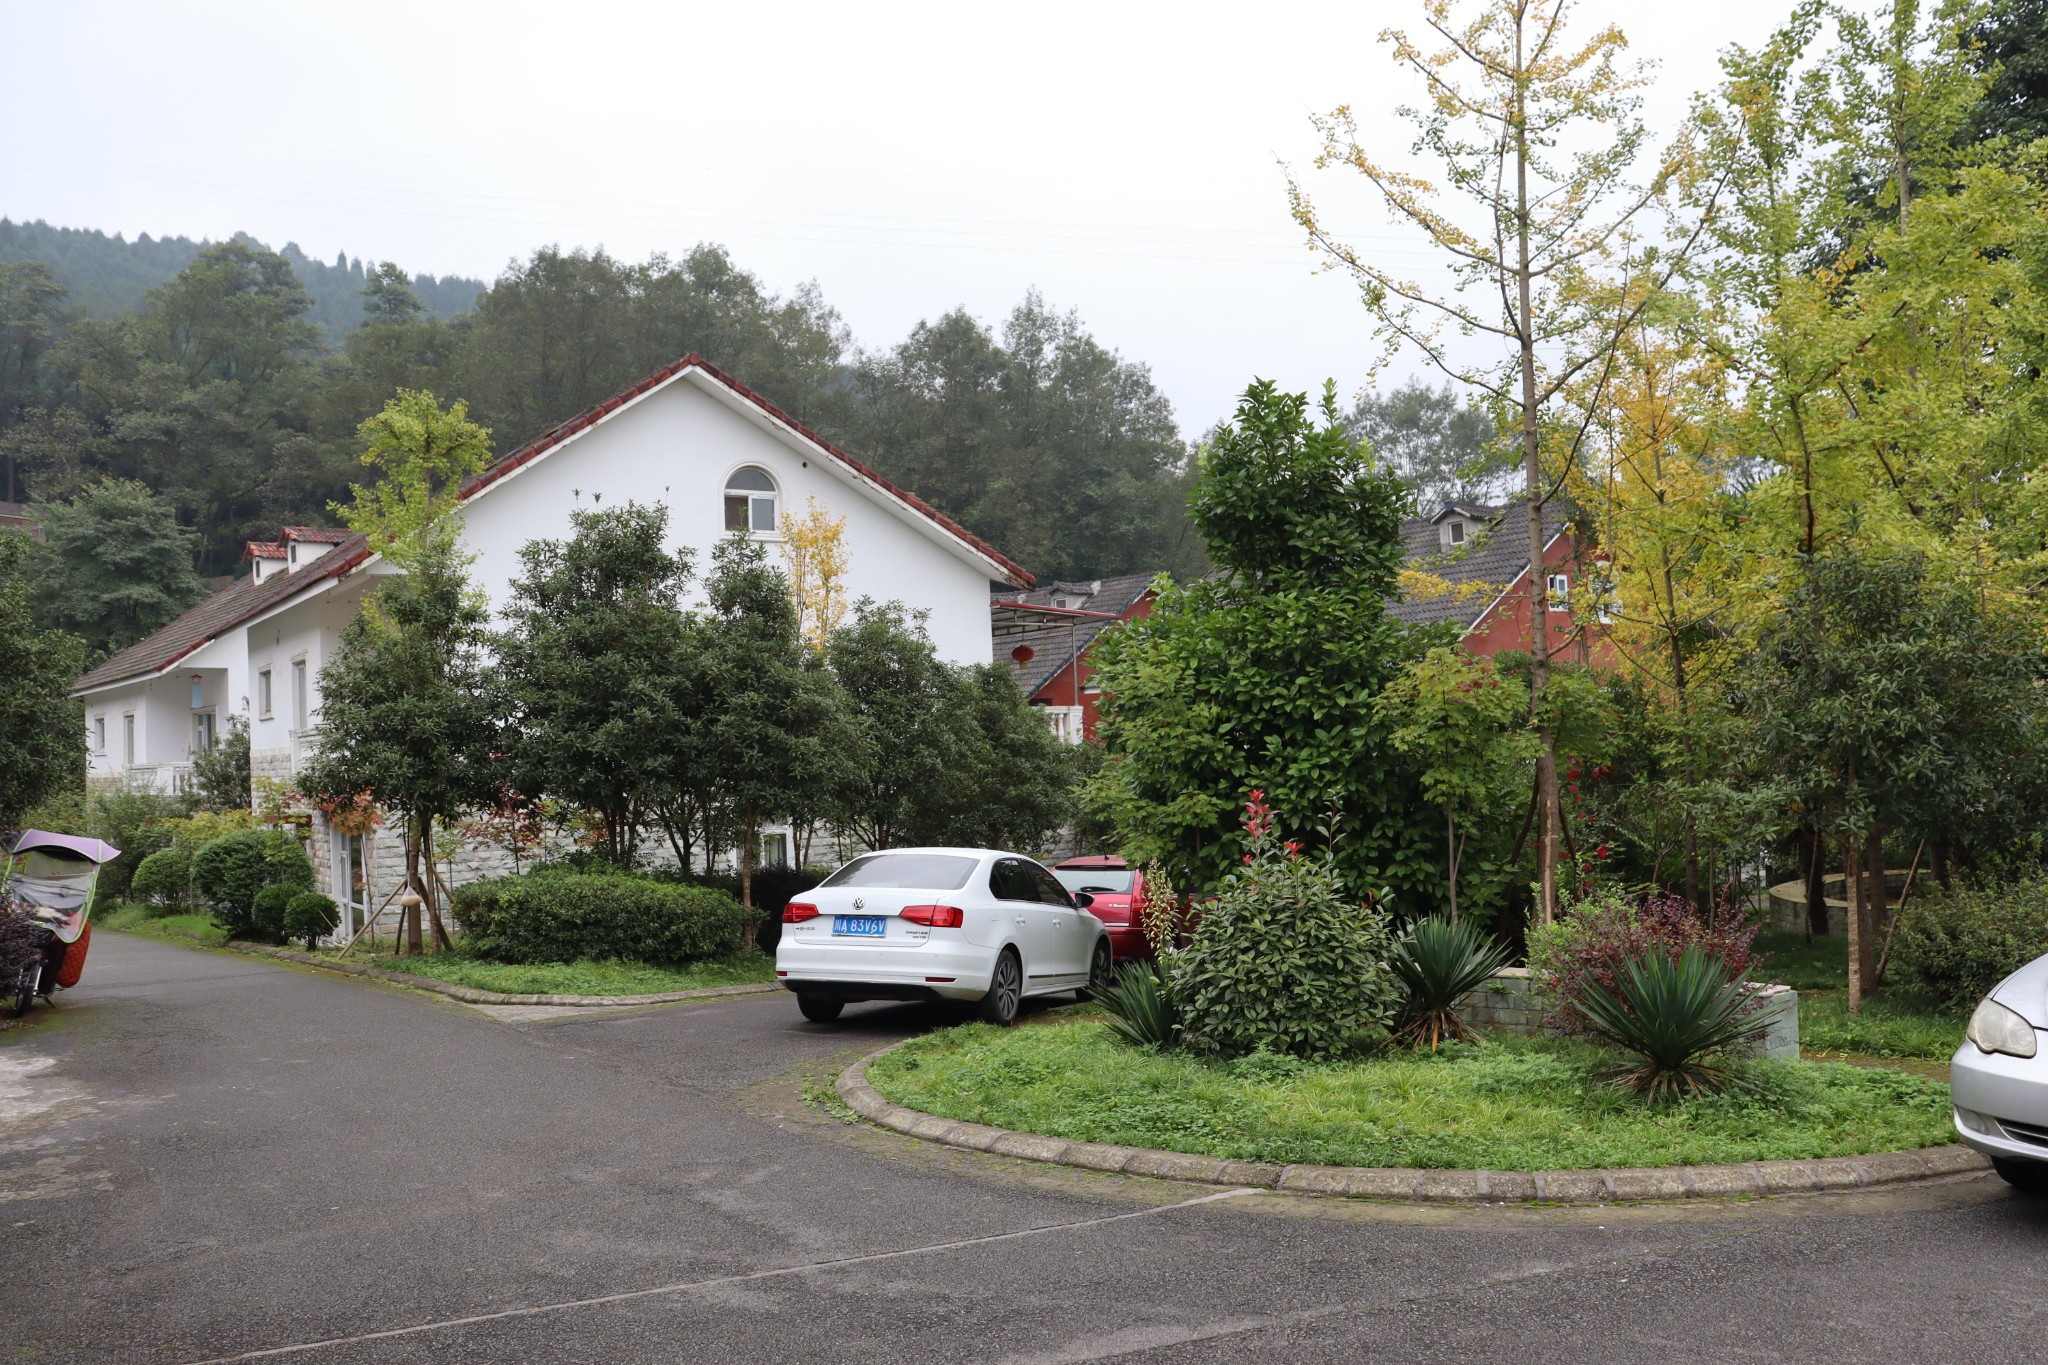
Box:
282, 525, 358, 544
74, 534, 370, 694
1391, 503, 1570, 629
995, 570, 1159, 616
462, 353, 1033, 589
996, 616, 1119, 696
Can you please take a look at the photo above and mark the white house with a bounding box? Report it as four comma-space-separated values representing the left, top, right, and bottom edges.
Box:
73, 355, 1034, 929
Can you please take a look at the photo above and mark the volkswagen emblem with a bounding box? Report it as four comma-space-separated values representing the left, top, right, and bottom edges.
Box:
853, 897, 866, 911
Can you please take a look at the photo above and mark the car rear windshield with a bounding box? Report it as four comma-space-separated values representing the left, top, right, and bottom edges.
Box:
1053, 868, 1135, 895
821, 853, 979, 891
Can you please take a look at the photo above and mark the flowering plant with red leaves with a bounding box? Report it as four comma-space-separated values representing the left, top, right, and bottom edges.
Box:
1527, 890, 1763, 1035
459, 786, 547, 871
307, 789, 384, 838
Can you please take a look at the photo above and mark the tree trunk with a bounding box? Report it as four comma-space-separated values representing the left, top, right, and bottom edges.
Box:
1804, 825, 1829, 939
1445, 801, 1460, 926
1860, 824, 1886, 997
1684, 821, 1701, 913
1842, 835, 1864, 1014
739, 802, 759, 952
419, 815, 454, 953
403, 828, 424, 957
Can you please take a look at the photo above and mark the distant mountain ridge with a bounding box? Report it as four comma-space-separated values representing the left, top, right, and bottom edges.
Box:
0, 218, 485, 342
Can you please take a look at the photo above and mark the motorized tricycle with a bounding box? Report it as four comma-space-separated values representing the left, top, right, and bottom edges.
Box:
4, 830, 120, 1018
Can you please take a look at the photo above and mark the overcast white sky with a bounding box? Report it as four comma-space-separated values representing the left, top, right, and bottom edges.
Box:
8, 0, 1794, 439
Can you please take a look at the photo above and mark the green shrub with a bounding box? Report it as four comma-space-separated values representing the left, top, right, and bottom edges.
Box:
73, 778, 191, 905
1095, 962, 1180, 1049
129, 847, 194, 915
284, 893, 339, 951
1889, 876, 2048, 1011
1390, 914, 1514, 1049
1169, 791, 1401, 1059
451, 871, 756, 966
251, 885, 295, 944
689, 864, 827, 952
1577, 947, 1766, 1102
161, 808, 257, 853
192, 829, 315, 939
1527, 890, 1759, 1034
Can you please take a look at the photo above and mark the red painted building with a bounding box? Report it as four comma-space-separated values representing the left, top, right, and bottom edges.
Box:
991, 573, 1158, 743
1391, 502, 1609, 666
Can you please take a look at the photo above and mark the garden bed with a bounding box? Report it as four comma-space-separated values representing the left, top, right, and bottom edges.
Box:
97, 905, 230, 947
866, 1016, 1958, 1172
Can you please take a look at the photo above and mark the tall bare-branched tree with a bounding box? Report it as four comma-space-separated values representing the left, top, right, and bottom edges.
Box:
1287, 0, 1721, 921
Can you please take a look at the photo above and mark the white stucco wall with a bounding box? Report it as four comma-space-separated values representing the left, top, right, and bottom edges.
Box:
450, 371, 1005, 664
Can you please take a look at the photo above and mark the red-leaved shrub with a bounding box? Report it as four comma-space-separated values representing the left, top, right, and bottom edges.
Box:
1526, 891, 1762, 1034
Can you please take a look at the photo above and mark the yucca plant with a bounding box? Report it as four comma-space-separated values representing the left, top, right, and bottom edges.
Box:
1096, 961, 1181, 1049
1388, 914, 1514, 1050
1577, 946, 1765, 1101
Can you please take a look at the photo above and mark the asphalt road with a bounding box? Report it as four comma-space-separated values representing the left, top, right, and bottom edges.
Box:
4, 932, 2047, 1364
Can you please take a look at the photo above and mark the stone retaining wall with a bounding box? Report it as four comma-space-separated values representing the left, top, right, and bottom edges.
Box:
1456, 967, 1800, 1060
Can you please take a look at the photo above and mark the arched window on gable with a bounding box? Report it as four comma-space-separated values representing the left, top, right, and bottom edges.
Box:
724, 466, 780, 534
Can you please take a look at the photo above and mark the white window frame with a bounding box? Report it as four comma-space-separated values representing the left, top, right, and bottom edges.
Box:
257, 668, 273, 719
192, 709, 217, 755
722, 465, 781, 537
1546, 572, 1571, 613
92, 716, 106, 754
291, 657, 309, 731
1446, 520, 1465, 546
122, 713, 136, 766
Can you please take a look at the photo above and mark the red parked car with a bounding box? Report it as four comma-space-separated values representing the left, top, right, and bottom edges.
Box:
1050, 855, 1153, 963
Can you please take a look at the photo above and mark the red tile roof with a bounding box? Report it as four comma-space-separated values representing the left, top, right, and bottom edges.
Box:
460, 353, 1034, 588
281, 526, 358, 544
74, 534, 371, 694
243, 540, 286, 561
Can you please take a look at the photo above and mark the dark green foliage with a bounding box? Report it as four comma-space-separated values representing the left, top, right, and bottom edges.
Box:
1389, 915, 1515, 1049
129, 847, 193, 914
189, 716, 252, 812
693, 864, 824, 952
1095, 962, 1181, 1049
838, 293, 1196, 581
284, 893, 339, 951
1889, 877, 2048, 1011
0, 534, 86, 831
251, 884, 295, 944
1086, 380, 1442, 905
451, 871, 756, 966
26, 479, 209, 662
1576, 947, 1765, 1101
1345, 378, 1511, 509
192, 829, 313, 938
496, 502, 693, 867
78, 780, 184, 905
1968, 0, 2048, 146
1169, 794, 1402, 1059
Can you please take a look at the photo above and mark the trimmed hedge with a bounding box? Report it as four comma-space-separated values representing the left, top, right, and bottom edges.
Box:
251, 884, 296, 944
1890, 877, 2048, 1012
284, 893, 339, 951
130, 848, 194, 915
193, 829, 315, 940
451, 871, 757, 966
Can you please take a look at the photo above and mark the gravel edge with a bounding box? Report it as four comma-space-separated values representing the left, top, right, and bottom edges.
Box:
227, 942, 781, 1008
836, 1038, 1988, 1204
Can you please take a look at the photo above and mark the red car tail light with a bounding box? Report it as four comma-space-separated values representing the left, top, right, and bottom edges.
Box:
900, 904, 964, 928
783, 901, 821, 923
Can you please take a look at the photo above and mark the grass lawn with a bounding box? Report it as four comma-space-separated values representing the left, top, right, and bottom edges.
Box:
359, 948, 776, 996
867, 1017, 1957, 1171
96, 904, 229, 947
1753, 931, 1964, 1060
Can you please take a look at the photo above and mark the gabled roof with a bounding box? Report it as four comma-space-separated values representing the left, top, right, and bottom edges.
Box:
997, 615, 1121, 697
461, 353, 1033, 589
1392, 504, 1571, 630
281, 525, 357, 545
995, 570, 1158, 617
75, 533, 371, 695
243, 540, 286, 562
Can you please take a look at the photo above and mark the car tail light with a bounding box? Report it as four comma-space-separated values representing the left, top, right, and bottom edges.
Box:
784, 901, 821, 923
901, 904, 964, 928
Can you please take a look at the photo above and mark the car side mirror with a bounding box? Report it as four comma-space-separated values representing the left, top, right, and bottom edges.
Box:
1073, 892, 1095, 910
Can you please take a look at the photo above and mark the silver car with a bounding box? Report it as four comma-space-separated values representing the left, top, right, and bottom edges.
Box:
1951, 954, 2048, 1191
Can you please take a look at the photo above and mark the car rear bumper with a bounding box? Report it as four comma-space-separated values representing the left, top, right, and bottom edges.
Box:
1950, 1039, 2048, 1164
775, 937, 996, 1002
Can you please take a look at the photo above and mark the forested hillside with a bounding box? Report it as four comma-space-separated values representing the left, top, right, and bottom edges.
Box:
0, 236, 1206, 642
0, 219, 482, 341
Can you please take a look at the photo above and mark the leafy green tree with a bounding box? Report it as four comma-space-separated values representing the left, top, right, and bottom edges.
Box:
1086, 379, 1442, 905
190, 715, 251, 812
824, 600, 969, 850
699, 535, 847, 922
297, 526, 502, 952
0, 260, 67, 500
1375, 647, 1535, 923
496, 502, 694, 868
1968, 0, 2048, 146
942, 663, 1079, 852
0, 533, 85, 831
337, 389, 492, 564
1346, 379, 1510, 510
27, 478, 208, 661
1748, 546, 2043, 1010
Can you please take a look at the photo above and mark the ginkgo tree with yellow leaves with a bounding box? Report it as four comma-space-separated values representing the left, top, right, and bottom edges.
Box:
779, 494, 850, 650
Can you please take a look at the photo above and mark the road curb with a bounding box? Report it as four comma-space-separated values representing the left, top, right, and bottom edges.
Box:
836, 1039, 1989, 1204
228, 942, 781, 1008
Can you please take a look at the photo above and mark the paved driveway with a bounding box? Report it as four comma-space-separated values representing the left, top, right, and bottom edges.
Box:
2, 932, 2045, 1363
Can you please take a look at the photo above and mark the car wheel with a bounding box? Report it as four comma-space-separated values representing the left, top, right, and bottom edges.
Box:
797, 995, 844, 1024
1992, 1157, 2048, 1195
1076, 940, 1114, 1001
977, 949, 1023, 1027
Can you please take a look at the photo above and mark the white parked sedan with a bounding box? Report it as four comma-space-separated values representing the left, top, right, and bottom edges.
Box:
774, 847, 1113, 1026
1951, 953, 2048, 1192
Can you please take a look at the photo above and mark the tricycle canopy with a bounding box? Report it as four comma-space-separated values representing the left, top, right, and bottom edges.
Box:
5, 829, 121, 944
